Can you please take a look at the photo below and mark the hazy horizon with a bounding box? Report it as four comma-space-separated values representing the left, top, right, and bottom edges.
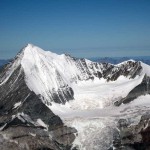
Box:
1, 45, 150, 60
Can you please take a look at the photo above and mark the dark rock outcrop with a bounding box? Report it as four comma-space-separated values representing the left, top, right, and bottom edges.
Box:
66, 55, 143, 83
114, 75, 150, 106
105, 61, 142, 81
112, 113, 150, 150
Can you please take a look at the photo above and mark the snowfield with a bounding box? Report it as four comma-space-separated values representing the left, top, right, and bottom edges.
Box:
49, 71, 150, 150
59, 94, 150, 150
49, 73, 145, 116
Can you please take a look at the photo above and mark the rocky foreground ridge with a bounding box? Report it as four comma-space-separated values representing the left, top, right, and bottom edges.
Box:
111, 113, 150, 150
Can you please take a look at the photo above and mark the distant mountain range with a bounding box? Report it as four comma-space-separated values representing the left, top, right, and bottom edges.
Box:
0, 59, 9, 68
89, 56, 150, 65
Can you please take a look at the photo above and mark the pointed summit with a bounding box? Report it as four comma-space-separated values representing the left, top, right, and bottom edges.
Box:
23, 43, 43, 53
22, 43, 59, 59
14, 43, 37, 59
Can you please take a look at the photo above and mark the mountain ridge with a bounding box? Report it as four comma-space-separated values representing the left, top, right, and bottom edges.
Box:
90, 56, 150, 65
1, 44, 150, 107
3, 44, 148, 105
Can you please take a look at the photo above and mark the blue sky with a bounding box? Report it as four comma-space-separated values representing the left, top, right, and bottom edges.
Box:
0, 0, 150, 59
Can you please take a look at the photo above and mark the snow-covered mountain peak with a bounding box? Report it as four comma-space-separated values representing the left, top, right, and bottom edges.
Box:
23, 43, 57, 57
26, 43, 34, 48
115, 59, 136, 66
20, 43, 67, 63
16, 44, 149, 104
2, 44, 150, 106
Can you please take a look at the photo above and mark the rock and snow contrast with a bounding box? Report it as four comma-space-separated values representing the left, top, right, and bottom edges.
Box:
0, 44, 150, 149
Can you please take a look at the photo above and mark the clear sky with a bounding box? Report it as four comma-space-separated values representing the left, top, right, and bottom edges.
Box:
0, 0, 150, 59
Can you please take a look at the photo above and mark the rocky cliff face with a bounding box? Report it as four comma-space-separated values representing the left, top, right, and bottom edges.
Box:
112, 113, 150, 150
114, 75, 150, 106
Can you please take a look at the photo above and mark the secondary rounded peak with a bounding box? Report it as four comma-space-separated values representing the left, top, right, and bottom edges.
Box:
26, 43, 34, 47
